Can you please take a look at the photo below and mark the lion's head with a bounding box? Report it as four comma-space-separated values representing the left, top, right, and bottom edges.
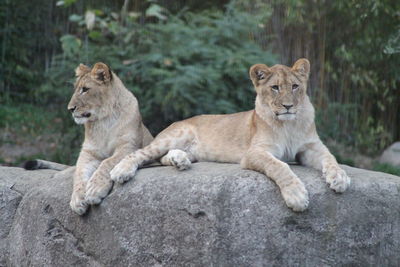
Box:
68, 62, 114, 124
249, 58, 310, 121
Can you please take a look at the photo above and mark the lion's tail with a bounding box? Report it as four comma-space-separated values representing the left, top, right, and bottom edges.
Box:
24, 159, 70, 171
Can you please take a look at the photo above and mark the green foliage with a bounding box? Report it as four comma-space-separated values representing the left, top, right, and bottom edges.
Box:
272, 0, 400, 154
373, 163, 400, 177
0, 0, 124, 99
0, 99, 82, 165
40, 1, 276, 133
331, 153, 355, 167
324, 0, 400, 153
315, 102, 358, 145
384, 27, 400, 54
0, 101, 51, 132
60, 35, 82, 57
0, 0, 43, 98
56, 0, 78, 8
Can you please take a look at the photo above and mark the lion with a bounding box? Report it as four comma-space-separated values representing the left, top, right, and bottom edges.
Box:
110, 58, 351, 212
25, 62, 186, 215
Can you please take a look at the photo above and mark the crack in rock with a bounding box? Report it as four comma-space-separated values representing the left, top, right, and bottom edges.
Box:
43, 204, 102, 266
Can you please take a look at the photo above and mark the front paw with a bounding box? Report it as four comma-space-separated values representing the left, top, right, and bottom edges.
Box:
323, 165, 350, 193
70, 191, 88, 215
281, 179, 309, 212
110, 158, 138, 184
85, 175, 113, 205
163, 149, 191, 170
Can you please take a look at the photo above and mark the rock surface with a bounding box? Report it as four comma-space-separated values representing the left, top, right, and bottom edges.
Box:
1, 162, 400, 267
380, 141, 400, 167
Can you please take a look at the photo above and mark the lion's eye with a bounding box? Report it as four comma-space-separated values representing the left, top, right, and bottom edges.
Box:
292, 84, 299, 90
81, 87, 90, 94
271, 85, 279, 91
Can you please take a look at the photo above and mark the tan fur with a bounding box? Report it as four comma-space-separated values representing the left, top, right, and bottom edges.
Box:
110, 59, 350, 212
68, 62, 154, 215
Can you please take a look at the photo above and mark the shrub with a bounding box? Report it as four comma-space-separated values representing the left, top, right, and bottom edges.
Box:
39, 1, 277, 133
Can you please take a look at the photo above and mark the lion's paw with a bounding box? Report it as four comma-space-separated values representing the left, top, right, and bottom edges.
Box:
110, 158, 138, 184
70, 191, 88, 215
281, 179, 309, 212
163, 149, 191, 170
324, 166, 350, 193
85, 177, 113, 205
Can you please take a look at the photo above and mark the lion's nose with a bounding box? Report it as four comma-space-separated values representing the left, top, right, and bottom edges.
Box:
68, 106, 77, 113
282, 104, 293, 110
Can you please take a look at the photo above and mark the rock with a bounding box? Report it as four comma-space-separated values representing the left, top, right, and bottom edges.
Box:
0, 167, 58, 267
380, 142, 400, 167
1, 163, 400, 266
0, 186, 22, 266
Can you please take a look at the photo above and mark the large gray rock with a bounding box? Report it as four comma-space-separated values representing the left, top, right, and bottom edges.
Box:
1, 163, 399, 267
0, 167, 58, 267
0, 186, 21, 266
380, 142, 400, 167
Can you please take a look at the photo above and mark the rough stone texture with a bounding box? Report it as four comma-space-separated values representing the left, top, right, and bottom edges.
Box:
0, 187, 21, 266
1, 163, 400, 267
380, 142, 400, 167
0, 167, 58, 267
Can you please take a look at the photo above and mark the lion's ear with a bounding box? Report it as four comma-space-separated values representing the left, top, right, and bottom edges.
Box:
75, 64, 90, 77
91, 62, 112, 83
292, 58, 310, 78
249, 64, 271, 87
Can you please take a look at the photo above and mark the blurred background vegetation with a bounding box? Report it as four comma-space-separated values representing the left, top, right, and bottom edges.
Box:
0, 0, 399, 174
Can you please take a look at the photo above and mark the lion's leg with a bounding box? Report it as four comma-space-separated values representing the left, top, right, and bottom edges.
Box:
85, 147, 136, 205
110, 126, 195, 183
70, 151, 100, 215
159, 149, 193, 170
241, 147, 309, 212
297, 141, 350, 192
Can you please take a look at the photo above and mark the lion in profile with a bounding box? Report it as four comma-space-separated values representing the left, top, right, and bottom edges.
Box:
26, 62, 184, 215
110, 58, 351, 212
